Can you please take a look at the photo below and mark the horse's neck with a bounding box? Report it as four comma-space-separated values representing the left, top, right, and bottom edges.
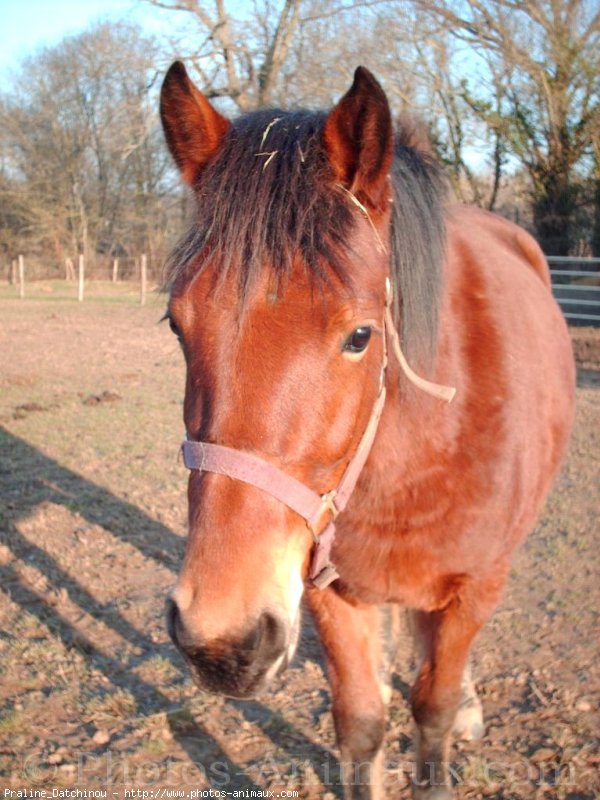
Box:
355, 374, 453, 516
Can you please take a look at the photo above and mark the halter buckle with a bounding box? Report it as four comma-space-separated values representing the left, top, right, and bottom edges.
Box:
307, 489, 340, 542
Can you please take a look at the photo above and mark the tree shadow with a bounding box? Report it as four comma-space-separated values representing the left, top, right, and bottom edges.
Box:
0, 426, 182, 571
230, 695, 343, 797
0, 427, 262, 790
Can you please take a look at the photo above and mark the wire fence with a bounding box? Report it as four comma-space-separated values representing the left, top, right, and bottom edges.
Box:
3, 254, 159, 306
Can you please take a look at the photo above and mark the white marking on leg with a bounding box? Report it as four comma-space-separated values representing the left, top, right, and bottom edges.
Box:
453, 662, 484, 741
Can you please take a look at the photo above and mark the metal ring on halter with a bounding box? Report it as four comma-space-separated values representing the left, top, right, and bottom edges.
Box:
307, 490, 340, 543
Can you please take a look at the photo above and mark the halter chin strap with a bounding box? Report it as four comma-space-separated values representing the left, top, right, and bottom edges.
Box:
181, 280, 455, 589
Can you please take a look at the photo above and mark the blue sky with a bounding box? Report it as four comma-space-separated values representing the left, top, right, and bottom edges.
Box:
0, 0, 173, 84
0, 0, 491, 168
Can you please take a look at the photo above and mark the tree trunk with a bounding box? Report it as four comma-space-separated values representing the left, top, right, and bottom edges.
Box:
532, 171, 575, 256
257, 0, 300, 107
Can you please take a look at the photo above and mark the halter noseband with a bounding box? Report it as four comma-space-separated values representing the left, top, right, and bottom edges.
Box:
181, 280, 455, 589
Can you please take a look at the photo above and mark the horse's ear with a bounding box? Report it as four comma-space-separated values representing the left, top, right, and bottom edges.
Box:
324, 67, 393, 208
160, 61, 230, 186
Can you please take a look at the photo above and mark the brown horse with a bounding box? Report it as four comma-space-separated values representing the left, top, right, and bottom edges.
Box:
159, 63, 575, 799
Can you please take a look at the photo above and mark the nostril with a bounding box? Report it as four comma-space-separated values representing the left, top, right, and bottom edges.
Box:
254, 611, 286, 659
260, 612, 279, 644
166, 597, 180, 646
164, 605, 289, 696
243, 611, 276, 650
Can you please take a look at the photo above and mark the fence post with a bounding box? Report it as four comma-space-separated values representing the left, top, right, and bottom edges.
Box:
112, 258, 119, 283
140, 254, 147, 306
18, 255, 25, 299
78, 254, 84, 302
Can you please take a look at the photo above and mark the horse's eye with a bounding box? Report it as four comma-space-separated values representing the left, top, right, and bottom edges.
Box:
343, 326, 372, 353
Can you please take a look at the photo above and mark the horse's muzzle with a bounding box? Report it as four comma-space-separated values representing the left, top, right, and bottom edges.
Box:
166, 598, 290, 698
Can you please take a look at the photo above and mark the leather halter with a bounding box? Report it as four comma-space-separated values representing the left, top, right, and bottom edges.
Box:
181, 280, 455, 589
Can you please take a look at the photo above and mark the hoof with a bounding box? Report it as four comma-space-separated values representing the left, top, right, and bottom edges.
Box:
453, 697, 484, 742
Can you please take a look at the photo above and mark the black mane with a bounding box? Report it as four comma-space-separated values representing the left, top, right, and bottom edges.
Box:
164, 108, 446, 360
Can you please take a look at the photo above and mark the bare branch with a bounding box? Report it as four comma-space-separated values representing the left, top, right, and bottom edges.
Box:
300, 0, 392, 24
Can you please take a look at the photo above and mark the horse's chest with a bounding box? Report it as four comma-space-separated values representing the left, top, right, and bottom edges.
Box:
332, 513, 474, 610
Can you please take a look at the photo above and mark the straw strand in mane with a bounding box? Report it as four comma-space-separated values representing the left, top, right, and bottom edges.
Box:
164, 108, 446, 360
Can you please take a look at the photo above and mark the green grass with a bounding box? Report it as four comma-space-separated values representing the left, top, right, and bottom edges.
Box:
84, 688, 137, 722
0, 709, 28, 736
139, 737, 167, 755
0, 279, 164, 306
136, 653, 181, 682
165, 707, 196, 731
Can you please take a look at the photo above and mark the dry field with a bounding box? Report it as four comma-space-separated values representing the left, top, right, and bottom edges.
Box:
0, 285, 599, 799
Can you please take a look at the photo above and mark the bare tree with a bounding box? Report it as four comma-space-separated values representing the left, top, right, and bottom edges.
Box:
145, 0, 303, 109
413, 0, 600, 254
0, 21, 175, 272
4, 0, 597, 268
144, 0, 398, 109
144, 0, 511, 209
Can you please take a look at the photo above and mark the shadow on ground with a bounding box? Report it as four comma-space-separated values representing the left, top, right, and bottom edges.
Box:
0, 427, 334, 791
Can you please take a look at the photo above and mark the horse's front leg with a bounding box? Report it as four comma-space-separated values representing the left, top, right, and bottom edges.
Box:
306, 587, 389, 800
410, 578, 504, 800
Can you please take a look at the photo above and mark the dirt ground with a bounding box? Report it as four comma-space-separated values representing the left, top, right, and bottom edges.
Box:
0, 288, 598, 799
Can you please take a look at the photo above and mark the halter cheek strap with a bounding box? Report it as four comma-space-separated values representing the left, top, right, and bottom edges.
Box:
181, 281, 455, 589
